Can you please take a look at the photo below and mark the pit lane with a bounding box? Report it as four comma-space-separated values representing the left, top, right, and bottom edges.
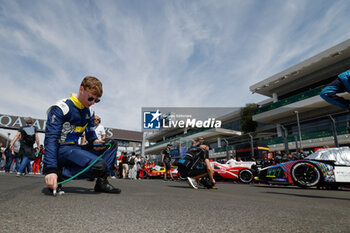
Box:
0, 173, 349, 233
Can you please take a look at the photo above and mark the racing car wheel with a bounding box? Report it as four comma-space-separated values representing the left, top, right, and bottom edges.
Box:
238, 169, 254, 184
291, 162, 321, 188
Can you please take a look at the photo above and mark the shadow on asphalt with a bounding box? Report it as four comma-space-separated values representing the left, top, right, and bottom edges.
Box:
167, 185, 191, 189
252, 184, 350, 191
167, 185, 216, 191
41, 187, 98, 196
265, 191, 350, 201
252, 184, 299, 190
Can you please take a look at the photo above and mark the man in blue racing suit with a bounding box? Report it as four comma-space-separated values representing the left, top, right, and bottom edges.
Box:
320, 69, 350, 109
43, 76, 121, 194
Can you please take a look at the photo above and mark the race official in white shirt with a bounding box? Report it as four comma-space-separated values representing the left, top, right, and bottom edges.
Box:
93, 116, 106, 140
81, 115, 106, 144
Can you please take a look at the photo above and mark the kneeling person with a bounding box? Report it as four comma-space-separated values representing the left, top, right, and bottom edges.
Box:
177, 143, 216, 189
43, 76, 121, 195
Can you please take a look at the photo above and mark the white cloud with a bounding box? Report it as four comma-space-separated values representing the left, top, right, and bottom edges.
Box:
1, 0, 350, 134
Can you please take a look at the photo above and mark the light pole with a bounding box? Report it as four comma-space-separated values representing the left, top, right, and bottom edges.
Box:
294, 135, 299, 152
280, 125, 289, 155
329, 115, 339, 147
223, 138, 229, 161
248, 133, 254, 158
294, 111, 303, 149
141, 132, 145, 158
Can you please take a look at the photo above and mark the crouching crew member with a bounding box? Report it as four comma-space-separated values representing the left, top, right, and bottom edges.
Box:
43, 76, 121, 194
177, 143, 217, 189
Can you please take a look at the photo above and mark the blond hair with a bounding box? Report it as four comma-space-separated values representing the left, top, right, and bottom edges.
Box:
81, 76, 103, 97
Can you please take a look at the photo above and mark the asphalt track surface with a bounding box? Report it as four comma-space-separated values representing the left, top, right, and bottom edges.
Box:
0, 173, 349, 233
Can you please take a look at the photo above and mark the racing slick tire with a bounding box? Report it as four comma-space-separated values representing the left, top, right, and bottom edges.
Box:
291, 162, 321, 188
238, 169, 254, 184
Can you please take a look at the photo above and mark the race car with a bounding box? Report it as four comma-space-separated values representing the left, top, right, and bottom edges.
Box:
211, 161, 256, 183
148, 165, 166, 178
257, 147, 350, 189
141, 163, 179, 179
170, 166, 180, 179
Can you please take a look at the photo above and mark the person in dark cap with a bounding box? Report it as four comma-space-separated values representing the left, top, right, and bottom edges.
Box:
161, 144, 174, 181
197, 137, 204, 146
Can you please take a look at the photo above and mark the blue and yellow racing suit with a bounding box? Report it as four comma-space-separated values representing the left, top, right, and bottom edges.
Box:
43, 94, 115, 178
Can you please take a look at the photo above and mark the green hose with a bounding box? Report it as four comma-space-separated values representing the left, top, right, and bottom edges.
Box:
57, 143, 112, 185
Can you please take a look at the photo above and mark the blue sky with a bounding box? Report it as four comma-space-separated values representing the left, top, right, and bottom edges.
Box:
1, 0, 350, 134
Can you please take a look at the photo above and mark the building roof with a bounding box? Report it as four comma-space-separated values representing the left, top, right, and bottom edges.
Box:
110, 128, 143, 142
250, 39, 350, 97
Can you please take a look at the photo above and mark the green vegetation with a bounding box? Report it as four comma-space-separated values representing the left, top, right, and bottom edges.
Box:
240, 103, 258, 134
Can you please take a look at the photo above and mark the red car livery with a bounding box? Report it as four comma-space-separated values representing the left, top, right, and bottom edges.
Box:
211, 161, 256, 183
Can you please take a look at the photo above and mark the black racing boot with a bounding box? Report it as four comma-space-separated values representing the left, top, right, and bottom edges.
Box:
94, 177, 121, 194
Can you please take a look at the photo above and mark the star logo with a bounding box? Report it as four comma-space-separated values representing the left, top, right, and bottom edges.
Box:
150, 109, 161, 122
143, 110, 162, 129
